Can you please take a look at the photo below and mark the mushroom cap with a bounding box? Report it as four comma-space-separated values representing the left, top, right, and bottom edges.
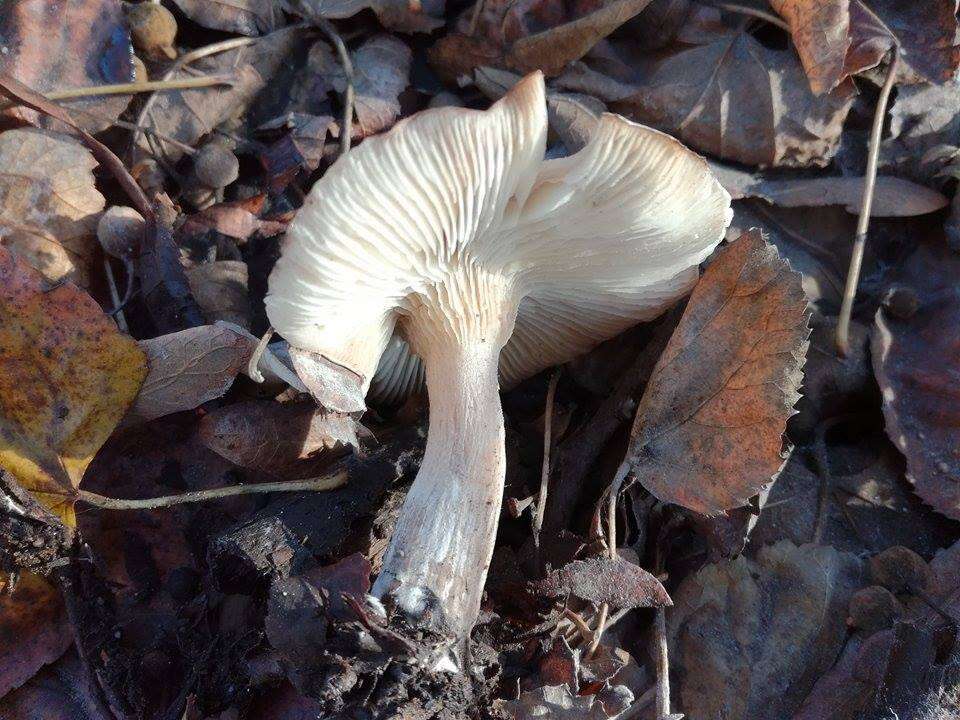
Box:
267, 72, 732, 399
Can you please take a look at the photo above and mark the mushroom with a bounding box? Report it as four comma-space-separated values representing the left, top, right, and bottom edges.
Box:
266, 72, 732, 641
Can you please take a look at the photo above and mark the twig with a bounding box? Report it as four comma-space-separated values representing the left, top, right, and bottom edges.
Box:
468, 0, 486, 35
707, 1, 790, 31
102, 258, 129, 333
77, 470, 346, 510
586, 603, 608, 658
836, 45, 900, 356
43, 76, 234, 100
316, 18, 354, 157
533, 369, 561, 552
653, 607, 673, 719
563, 608, 594, 645
607, 460, 631, 560
246, 325, 274, 383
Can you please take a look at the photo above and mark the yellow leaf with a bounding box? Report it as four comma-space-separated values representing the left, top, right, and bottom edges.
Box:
0, 246, 146, 526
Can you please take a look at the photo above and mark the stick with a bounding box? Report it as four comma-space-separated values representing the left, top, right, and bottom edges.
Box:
316, 18, 355, 157
836, 45, 900, 356
563, 608, 595, 645
654, 607, 672, 719
102, 258, 129, 333
43, 76, 234, 100
586, 602, 609, 658
78, 470, 347, 511
246, 325, 274, 383
533, 369, 561, 551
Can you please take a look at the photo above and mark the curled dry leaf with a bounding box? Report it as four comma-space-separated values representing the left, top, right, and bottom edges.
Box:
626, 230, 810, 516
872, 239, 960, 520
613, 6, 854, 168
198, 399, 359, 474
535, 556, 670, 610
0, 128, 105, 289
0, 573, 71, 699
0, 246, 146, 526
185, 260, 252, 330
710, 162, 949, 217
171, 0, 282, 36
314, 35, 412, 138
668, 541, 864, 720
126, 323, 260, 426
769, 0, 850, 95
0, 0, 134, 133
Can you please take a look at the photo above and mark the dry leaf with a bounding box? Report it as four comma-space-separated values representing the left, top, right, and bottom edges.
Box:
315, 35, 412, 138
872, 239, 960, 520
171, 0, 282, 35
0, 573, 71, 699
535, 556, 671, 610
0, 651, 103, 720
626, 230, 810, 516
770, 0, 850, 95
0, 246, 146, 526
283, 0, 444, 33
0, 0, 134, 133
710, 162, 949, 217
0, 128, 105, 289
137, 26, 306, 163
496, 683, 634, 719
126, 323, 259, 425
613, 6, 854, 168
667, 541, 864, 720
186, 260, 252, 330
198, 399, 359, 474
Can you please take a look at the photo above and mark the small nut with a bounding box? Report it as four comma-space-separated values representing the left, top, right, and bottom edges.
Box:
126, 2, 178, 61
194, 143, 240, 190
882, 285, 921, 320
98, 206, 145, 260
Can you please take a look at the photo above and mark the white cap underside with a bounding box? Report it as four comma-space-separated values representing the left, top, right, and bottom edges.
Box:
266, 71, 732, 398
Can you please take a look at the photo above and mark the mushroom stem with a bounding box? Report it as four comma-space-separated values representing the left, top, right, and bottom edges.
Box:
372, 338, 506, 639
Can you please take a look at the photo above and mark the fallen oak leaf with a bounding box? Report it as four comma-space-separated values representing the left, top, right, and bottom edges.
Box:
625, 229, 810, 516
535, 556, 671, 610
0, 246, 146, 526
0, 127, 105, 289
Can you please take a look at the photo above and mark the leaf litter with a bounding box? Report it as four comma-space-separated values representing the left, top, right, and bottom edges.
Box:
0, 0, 958, 718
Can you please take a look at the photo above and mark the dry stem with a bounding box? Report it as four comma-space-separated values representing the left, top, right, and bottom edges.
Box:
532, 369, 561, 551
316, 18, 355, 157
836, 45, 901, 356
78, 470, 346, 511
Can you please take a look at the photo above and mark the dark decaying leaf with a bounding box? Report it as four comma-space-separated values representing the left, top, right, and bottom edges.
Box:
171, 0, 282, 36
0, 650, 103, 720
613, 6, 854, 168
283, 0, 444, 33
496, 683, 634, 719
872, 238, 960, 520
138, 222, 207, 334
0, 0, 133, 133
626, 230, 810, 516
535, 556, 670, 610
668, 541, 864, 720
185, 260, 252, 330
0, 573, 71, 699
198, 399, 359, 474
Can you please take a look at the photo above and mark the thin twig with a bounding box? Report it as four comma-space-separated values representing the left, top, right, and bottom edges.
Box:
102, 258, 128, 333
836, 45, 900, 356
316, 18, 354, 157
708, 1, 790, 31
78, 470, 346, 511
44, 76, 234, 101
468, 0, 486, 35
563, 608, 594, 646
533, 369, 561, 553
653, 607, 672, 719
607, 460, 631, 560
246, 325, 274, 383
586, 603, 608, 658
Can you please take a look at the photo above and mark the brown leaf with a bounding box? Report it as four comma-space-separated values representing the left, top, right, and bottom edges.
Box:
315, 35, 412, 138
137, 26, 306, 163
185, 260, 252, 330
872, 239, 960, 520
126, 323, 259, 425
626, 230, 810, 516
535, 556, 671, 610
0, 0, 134, 133
710, 162, 949, 217
667, 541, 864, 720
0, 573, 71, 699
198, 399, 359, 474
171, 0, 282, 35
0, 128, 105, 289
284, 0, 444, 33
0, 650, 102, 720
0, 247, 147, 526
770, 0, 850, 94
613, 6, 854, 168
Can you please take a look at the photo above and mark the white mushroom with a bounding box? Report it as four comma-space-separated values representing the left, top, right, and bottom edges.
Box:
266, 71, 732, 641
